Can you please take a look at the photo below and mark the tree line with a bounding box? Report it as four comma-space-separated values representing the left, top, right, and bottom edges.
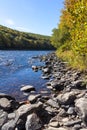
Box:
51, 0, 87, 70
0, 25, 55, 50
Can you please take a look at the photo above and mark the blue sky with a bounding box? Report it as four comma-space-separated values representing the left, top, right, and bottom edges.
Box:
0, 0, 64, 36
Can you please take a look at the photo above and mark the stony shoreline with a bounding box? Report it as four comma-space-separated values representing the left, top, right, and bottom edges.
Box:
0, 52, 87, 130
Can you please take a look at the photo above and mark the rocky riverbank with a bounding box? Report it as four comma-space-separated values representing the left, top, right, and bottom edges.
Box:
0, 52, 87, 130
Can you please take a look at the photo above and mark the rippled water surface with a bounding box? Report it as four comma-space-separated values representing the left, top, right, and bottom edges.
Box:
0, 50, 51, 100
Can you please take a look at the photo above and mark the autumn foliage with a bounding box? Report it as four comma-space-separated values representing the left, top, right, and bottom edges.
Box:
51, 0, 87, 70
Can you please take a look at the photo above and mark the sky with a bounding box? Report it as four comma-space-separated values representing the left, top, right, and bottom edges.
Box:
0, 0, 64, 36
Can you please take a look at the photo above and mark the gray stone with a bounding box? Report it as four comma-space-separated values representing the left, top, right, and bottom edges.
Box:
0, 93, 15, 100
73, 124, 81, 130
8, 113, 16, 119
17, 102, 43, 117
0, 98, 12, 111
28, 94, 41, 103
64, 119, 82, 127
26, 113, 42, 130
41, 95, 50, 101
51, 82, 64, 91
32, 65, 38, 71
46, 99, 59, 109
20, 85, 35, 92
16, 118, 25, 130
57, 92, 76, 105
41, 75, 50, 79
49, 121, 59, 127
62, 117, 69, 123
45, 106, 58, 115
47, 127, 68, 130
72, 80, 86, 89
75, 97, 87, 122
1, 117, 18, 130
58, 109, 67, 117
0, 97, 18, 111
0, 109, 8, 128
67, 107, 75, 115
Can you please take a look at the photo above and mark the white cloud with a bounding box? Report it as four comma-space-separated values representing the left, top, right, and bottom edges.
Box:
5, 19, 15, 26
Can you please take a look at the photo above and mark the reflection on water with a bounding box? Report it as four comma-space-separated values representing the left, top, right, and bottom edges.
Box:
0, 50, 51, 100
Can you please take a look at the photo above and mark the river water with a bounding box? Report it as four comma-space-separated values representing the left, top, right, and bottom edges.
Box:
0, 50, 52, 100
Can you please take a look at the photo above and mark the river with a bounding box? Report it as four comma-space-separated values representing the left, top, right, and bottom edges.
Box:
0, 50, 52, 100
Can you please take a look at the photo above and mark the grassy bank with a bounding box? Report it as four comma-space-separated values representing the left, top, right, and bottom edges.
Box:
56, 49, 87, 71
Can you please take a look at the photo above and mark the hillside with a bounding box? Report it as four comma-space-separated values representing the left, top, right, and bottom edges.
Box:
0, 25, 54, 50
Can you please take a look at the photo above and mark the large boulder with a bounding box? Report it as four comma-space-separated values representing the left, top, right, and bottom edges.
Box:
17, 102, 43, 118
0, 98, 18, 111
0, 110, 8, 129
75, 97, 87, 123
46, 99, 59, 109
1, 117, 18, 130
57, 92, 76, 105
26, 113, 42, 130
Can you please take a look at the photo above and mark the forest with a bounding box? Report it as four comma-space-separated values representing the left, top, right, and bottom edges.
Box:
0, 25, 54, 50
51, 0, 87, 70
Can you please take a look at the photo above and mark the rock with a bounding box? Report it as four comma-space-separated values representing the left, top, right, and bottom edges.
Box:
32, 65, 38, 71
40, 90, 49, 94
49, 121, 59, 127
17, 102, 43, 117
42, 67, 51, 74
1, 117, 19, 130
47, 86, 53, 90
41, 95, 50, 101
58, 109, 67, 117
47, 127, 68, 130
20, 85, 36, 93
62, 117, 69, 123
75, 97, 87, 123
0, 98, 18, 111
8, 113, 16, 119
64, 119, 82, 127
72, 80, 86, 89
73, 124, 81, 130
46, 82, 52, 86
46, 99, 59, 109
45, 106, 58, 115
0, 93, 15, 101
28, 94, 41, 103
0, 98, 11, 110
41, 75, 51, 80
16, 118, 25, 130
45, 61, 51, 65
26, 113, 42, 130
0, 110, 8, 128
57, 92, 76, 105
67, 107, 75, 115
51, 81, 64, 91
